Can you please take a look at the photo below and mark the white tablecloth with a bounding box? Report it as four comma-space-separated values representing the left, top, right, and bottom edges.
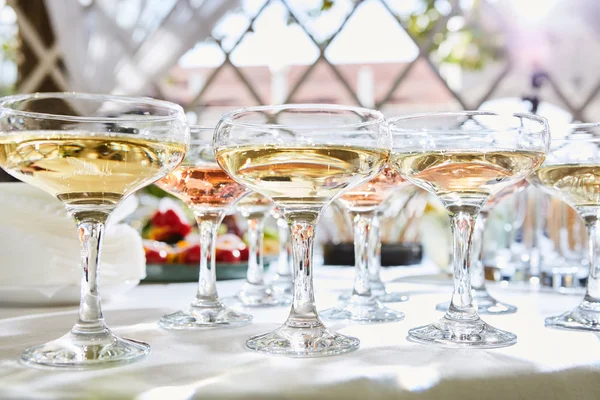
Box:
1, 265, 599, 400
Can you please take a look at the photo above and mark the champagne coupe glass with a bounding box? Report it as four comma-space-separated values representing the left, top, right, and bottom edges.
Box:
340, 185, 416, 303
531, 123, 600, 331
270, 207, 293, 295
320, 166, 407, 322
155, 126, 252, 329
0, 93, 188, 368
389, 111, 548, 348
435, 181, 527, 314
234, 192, 291, 306
215, 104, 390, 356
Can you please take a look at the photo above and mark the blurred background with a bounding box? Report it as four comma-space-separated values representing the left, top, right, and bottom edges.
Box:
0, 0, 596, 287
1, 0, 599, 119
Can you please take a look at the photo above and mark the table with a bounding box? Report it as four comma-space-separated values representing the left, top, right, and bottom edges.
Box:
1, 265, 599, 399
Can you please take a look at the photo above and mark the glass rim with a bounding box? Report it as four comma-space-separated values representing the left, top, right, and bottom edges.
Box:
0, 92, 185, 123
550, 122, 600, 143
219, 103, 385, 130
189, 125, 214, 145
387, 110, 549, 134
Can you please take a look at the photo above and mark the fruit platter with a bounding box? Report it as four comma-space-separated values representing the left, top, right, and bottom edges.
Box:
141, 203, 278, 282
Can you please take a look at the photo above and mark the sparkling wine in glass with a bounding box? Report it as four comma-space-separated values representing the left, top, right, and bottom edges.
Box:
0, 93, 188, 368
530, 124, 600, 331
389, 111, 548, 348
320, 166, 407, 323
234, 192, 291, 306
215, 104, 390, 356
155, 126, 252, 329
435, 179, 528, 315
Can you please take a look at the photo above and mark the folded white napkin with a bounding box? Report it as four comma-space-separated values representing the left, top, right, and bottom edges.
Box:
0, 183, 145, 288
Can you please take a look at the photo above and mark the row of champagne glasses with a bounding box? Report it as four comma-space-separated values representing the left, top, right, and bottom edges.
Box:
3, 92, 599, 369
213, 107, 551, 353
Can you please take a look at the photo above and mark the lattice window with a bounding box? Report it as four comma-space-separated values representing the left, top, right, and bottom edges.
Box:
0, 0, 17, 94
10, 0, 600, 123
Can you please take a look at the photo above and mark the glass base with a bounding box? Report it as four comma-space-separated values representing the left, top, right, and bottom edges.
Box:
339, 288, 409, 303
436, 292, 517, 315
408, 315, 517, 348
371, 279, 409, 303
236, 282, 291, 307
21, 328, 149, 369
246, 323, 359, 357
321, 296, 405, 323
159, 300, 252, 330
375, 291, 410, 303
545, 300, 600, 332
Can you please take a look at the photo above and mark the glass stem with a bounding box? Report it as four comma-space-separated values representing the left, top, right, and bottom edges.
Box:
285, 214, 321, 328
447, 206, 479, 321
351, 210, 376, 297
72, 214, 110, 335
583, 216, 600, 304
368, 212, 384, 286
193, 211, 224, 307
275, 216, 292, 277
246, 214, 266, 285
470, 211, 489, 292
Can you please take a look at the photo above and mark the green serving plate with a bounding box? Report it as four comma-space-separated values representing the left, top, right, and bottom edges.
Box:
144, 259, 272, 283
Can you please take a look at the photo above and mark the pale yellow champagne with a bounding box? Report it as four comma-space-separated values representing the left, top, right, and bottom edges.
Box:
390, 150, 545, 203
0, 133, 185, 206
216, 145, 389, 207
535, 164, 600, 207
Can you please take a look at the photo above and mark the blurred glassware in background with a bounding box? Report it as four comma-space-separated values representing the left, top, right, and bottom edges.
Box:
269, 207, 293, 295
321, 188, 426, 269
368, 186, 423, 302
483, 186, 530, 282
486, 186, 589, 291
538, 196, 588, 290
320, 167, 408, 323
233, 193, 290, 307
478, 97, 587, 291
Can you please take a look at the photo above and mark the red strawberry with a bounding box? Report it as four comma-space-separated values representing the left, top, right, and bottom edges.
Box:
145, 248, 167, 264
183, 244, 201, 265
